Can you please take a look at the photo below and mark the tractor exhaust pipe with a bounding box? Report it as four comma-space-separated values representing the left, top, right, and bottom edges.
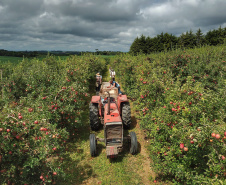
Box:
107, 92, 110, 115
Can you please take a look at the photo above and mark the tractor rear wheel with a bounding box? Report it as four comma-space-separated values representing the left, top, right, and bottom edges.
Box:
89, 134, 97, 157
89, 103, 101, 131
129, 132, 138, 155
122, 102, 131, 129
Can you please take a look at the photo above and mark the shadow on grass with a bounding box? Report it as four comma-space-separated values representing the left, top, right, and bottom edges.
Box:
56, 106, 95, 184
130, 115, 137, 129
57, 154, 94, 185
96, 143, 105, 157
57, 128, 97, 185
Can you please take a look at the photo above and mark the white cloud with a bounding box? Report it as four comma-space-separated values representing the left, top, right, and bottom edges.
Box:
39, 12, 54, 18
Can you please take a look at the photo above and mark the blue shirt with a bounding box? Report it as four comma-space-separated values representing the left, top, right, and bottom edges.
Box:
112, 81, 120, 87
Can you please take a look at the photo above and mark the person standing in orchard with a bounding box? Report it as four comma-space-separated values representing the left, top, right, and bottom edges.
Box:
109, 68, 116, 81
96, 72, 102, 94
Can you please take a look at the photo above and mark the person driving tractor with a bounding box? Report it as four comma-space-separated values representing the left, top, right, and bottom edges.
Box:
107, 80, 122, 95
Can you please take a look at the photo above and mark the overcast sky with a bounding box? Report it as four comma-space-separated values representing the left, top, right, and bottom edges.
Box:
0, 0, 226, 52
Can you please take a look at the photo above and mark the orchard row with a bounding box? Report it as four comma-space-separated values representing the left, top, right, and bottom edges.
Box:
112, 45, 226, 184
0, 55, 106, 184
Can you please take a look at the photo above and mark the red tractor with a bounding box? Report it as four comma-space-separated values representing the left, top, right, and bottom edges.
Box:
89, 82, 138, 158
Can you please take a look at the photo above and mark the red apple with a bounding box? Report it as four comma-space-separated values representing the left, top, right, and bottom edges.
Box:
53, 147, 57, 151
222, 156, 225, 160
215, 134, 220, 139
184, 147, 188, 152
190, 140, 194, 144
28, 108, 33, 112
7, 129, 10, 132
34, 120, 38, 124
211, 133, 216, 137
53, 172, 57, 176
18, 115, 23, 119
180, 143, 184, 149
40, 176, 43, 180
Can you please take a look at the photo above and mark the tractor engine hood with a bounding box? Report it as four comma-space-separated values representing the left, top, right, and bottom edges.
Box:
104, 103, 122, 124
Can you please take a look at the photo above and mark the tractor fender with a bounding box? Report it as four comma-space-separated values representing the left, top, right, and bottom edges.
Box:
91, 96, 101, 103
91, 96, 102, 117
117, 95, 129, 114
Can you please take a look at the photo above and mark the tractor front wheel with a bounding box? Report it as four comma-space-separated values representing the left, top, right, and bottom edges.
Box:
129, 132, 138, 155
89, 134, 97, 157
122, 102, 131, 129
89, 103, 101, 131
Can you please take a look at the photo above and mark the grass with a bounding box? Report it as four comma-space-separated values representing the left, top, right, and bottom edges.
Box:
0, 56, 23, 64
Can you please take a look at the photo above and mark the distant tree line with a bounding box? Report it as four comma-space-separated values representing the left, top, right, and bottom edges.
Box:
130, 26, 226, 55
94, 50, 123, 55
0, 49, 39, 57
0, 49, 123, 57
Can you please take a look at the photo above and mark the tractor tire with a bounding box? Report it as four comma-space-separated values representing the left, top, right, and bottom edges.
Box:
122, 102, 131, 129
129, 132, 138, 155
89, 134, 97, 157
89, 103, 101, 131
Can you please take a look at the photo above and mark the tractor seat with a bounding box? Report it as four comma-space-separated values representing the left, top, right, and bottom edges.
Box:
103, 97, 115, 103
